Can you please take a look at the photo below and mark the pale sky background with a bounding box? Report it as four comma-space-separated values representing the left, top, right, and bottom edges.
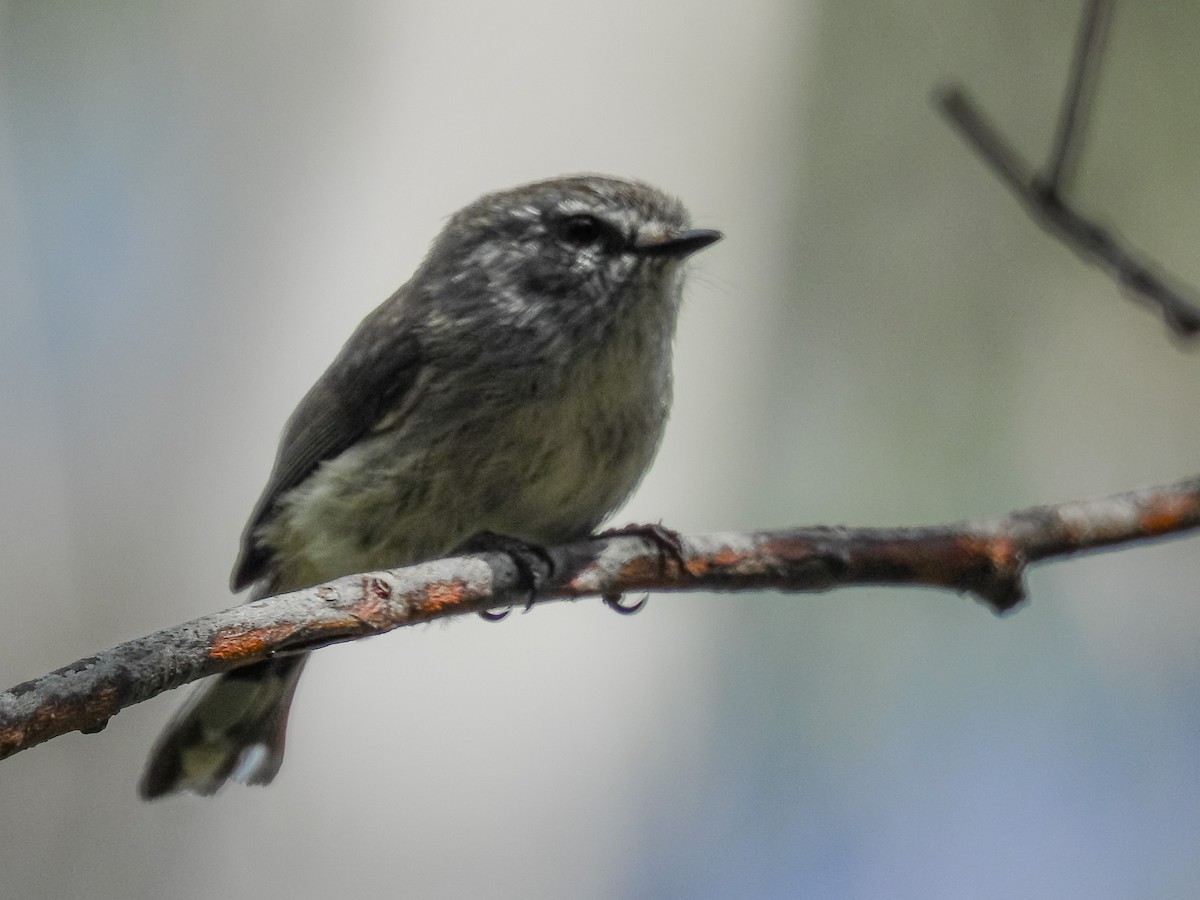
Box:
2, 2, 1199, 898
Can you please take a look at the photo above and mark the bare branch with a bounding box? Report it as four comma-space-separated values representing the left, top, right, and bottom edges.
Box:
934, 1, 1200, 339
3, 475, 1200, 763
1045, 0, 1115, 195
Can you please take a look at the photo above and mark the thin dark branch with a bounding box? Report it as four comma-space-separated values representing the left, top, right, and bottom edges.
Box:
937, 86, 1200, 338
1045, 0, 1115, 195
3, 475, 1200, 762
936, 87, 1037, 195
934, 1, 1200, 340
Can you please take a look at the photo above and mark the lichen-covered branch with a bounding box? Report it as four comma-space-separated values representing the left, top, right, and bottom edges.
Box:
2, 475, 1199, 763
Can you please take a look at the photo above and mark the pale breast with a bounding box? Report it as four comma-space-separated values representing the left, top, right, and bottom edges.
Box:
261, 293, 675, 591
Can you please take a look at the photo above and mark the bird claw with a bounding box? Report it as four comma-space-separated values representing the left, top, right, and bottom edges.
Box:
455, 530, 554, 614
598, 522, 687, 572
477, 607, 511, 622
596, 522, 686, 614
603, 592, 649, 615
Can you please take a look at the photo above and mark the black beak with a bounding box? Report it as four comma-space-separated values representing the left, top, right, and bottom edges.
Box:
631, 228, 723, 258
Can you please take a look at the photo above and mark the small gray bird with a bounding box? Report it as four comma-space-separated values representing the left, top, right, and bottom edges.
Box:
139, 174, 721, 798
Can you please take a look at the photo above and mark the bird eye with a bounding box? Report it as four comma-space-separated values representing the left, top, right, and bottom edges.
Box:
555, 214, 618, 250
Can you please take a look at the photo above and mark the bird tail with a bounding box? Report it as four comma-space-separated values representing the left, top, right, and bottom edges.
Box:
138, 653, 308, 799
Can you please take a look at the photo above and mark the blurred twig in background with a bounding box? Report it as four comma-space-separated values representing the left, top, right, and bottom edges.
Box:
936, 0, 1200, 338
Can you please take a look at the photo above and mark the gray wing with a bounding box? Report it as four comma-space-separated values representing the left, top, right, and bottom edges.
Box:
231, 295, 424, 591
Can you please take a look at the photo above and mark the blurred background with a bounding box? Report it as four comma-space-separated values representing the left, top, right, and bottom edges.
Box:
2, 1, 1199, 897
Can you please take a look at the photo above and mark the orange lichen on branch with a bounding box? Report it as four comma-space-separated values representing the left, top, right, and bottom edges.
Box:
347, 575, 396, 628
980, 535, 1022, 573
1138, 494, 1200, 536
209, 623, 303, 662
683, 544, 742, 578
414, 578, 475, 617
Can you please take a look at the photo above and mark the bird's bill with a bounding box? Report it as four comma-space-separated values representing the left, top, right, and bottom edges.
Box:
631, 228, 723, 258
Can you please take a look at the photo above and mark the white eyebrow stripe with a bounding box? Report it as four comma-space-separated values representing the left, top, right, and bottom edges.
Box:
556, 198, 596, 216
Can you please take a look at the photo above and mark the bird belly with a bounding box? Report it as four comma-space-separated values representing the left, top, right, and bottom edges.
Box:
260, 364, 667, 590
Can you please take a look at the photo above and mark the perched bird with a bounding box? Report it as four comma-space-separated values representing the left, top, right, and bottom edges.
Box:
139, 174, 721, 798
